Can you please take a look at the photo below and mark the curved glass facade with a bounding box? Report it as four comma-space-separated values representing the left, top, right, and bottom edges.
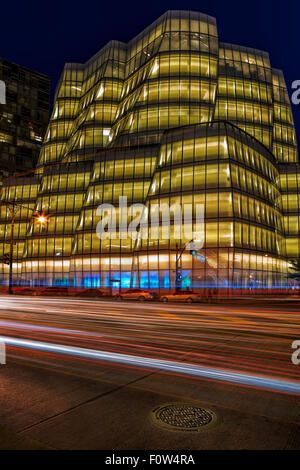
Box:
0, 10, 298, 290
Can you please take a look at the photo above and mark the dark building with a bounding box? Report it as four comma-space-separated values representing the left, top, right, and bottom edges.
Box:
0, 58, 50, 181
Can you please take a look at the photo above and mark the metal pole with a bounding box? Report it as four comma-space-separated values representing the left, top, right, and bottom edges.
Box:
8, 204, 15, 295
175, 239, 194, 293
175, 243, 179, 292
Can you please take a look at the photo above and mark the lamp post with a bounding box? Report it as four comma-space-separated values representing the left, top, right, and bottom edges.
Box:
8, 202, 16, 295
175, 239, 194, 293
2, 200, 50, 294
175, 239, 205, 292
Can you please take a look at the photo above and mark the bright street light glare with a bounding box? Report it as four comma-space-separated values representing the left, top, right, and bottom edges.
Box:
33, 212, 50, 225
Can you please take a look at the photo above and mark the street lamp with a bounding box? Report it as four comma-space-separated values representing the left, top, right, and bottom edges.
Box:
32, 212, 50, 226
175, 239, 203, 292
1, 201, 50, 294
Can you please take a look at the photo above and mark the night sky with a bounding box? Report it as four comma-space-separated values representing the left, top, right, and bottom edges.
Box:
2, 0, 299, 140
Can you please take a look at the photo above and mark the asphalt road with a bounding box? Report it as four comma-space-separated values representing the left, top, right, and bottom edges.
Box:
0, 296, 300, 450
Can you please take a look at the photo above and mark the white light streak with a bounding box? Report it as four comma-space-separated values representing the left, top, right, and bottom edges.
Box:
1, 335, 300, 394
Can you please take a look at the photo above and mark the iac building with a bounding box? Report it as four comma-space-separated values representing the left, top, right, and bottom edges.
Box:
0, 10, 299, 291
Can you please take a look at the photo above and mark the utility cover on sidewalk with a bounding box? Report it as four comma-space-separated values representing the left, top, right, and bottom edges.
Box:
150, 403, 219, 432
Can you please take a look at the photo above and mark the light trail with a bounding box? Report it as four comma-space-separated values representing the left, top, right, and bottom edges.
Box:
1, 335, 300, 395
0, 320, 104, 338
0, 297, 299, 397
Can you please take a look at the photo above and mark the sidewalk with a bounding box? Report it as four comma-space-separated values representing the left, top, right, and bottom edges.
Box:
0, 425, 52, 450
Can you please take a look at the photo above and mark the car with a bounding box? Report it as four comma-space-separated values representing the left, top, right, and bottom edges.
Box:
160, 290, 201, 303
36, 286, 69, 295
114, 288, 154, 302
12, 287, 37, 295
75, 288, 104, 297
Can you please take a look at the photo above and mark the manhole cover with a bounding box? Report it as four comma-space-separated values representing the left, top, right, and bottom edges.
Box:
151, 403, 218, 432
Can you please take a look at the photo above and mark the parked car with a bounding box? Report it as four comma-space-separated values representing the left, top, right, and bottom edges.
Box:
36, 286, 69, 296
115, 288, 154, 301
12, 287, 37, 295
75, 288, 104, 297
160, 290, 201, 303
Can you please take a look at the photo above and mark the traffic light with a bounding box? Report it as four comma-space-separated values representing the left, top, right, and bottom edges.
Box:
189, 249, 205, 262
3, 253, 10, 265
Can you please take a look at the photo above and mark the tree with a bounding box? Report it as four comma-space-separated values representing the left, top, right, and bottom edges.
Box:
288, 259, 300, 284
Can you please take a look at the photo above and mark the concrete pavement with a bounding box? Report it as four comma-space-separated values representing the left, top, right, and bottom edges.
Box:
0, 297, 299, 449
0, 354, 299, 449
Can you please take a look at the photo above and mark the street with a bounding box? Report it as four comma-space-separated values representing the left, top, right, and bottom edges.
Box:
0, 296, 300, 449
